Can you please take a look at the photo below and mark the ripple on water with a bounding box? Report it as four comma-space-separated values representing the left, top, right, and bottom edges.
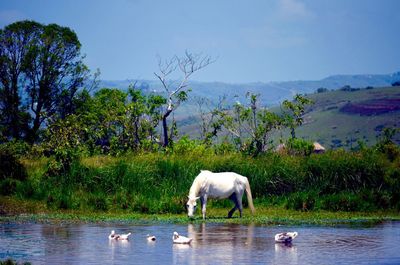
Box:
1, 222, 400, 264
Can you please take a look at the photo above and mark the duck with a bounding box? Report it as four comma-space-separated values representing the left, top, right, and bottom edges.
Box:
275, 232, 298, 243
109, 230, 132, 240
172, 231, 193, 244
147, 234, 156, 242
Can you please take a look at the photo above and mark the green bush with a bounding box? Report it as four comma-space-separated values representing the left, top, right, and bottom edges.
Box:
0, 178, 19, 195
87, 193, 108, 211
0, 146, 27, 181
0, 259, 31, 265
285, 192, 317, 211
321, 193, 362, 211
287, 138, 314, 156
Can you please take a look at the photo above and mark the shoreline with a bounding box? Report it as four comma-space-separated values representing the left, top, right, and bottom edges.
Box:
2, 196, 399, 226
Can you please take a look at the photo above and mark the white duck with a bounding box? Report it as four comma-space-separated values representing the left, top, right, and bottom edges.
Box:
147, 234, 156, 242
109, 230, 132, 240
275, 232, 298, 243
172, 231, 193, 244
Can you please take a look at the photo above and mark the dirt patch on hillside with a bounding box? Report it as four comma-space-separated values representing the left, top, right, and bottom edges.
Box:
340, 98, 400, 116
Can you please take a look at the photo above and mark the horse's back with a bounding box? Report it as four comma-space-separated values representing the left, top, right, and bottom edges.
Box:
198, 171, 247, 198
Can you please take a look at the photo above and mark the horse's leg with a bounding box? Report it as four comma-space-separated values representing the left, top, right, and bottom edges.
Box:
236, 192, 244, 218
200, 195, 207, 220
228, 193, 238, 218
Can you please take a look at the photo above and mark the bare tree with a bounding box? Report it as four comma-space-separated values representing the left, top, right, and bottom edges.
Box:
154, 51, 214, 147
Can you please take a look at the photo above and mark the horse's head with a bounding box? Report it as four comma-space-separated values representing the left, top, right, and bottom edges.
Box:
186, 196, 200, 218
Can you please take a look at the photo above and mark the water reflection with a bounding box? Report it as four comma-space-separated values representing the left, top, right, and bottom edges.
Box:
274, 242, 298, 264
1, 222, 400, 264
184, 222, 261, 264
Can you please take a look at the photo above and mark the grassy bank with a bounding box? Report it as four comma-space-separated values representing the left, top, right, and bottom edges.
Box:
0, 145, 400, 223
1, 146, 400, 218
1, 196, 399, 226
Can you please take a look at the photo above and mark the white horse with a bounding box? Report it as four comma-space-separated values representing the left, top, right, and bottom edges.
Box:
186, 170, 255, 219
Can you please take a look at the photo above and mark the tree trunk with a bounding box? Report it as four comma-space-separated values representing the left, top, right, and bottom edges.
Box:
27, 101, 43, 144
290, 127, 296, 139
11, 79, 20, 139
162, 109, 173, 147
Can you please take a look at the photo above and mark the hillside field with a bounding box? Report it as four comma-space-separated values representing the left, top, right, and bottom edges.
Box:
296, 86, 400, 148
178, 85, 400, 149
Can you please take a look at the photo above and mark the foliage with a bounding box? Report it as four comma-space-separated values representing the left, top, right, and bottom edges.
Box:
282, 94, 313, 139
219, 93, 283, 155
316, 87, 328, 93
376, 127, 400, 162
0, 259, 31, 265
0, 20, 89, 143
169, 135, 211, 156
0, 145, 27, 181
38, 87, 166, 156
0, 21, 41, 141
195, 96, 226, 145
286, 138, 314, 156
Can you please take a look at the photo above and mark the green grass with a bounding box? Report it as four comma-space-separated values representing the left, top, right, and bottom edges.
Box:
1, 196, 399, 226
2, 144, 400, 217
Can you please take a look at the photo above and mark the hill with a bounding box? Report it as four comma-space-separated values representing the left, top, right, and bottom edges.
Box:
100, 71, 400, 106
282, 86, 400, 149
100, 73, 400, 149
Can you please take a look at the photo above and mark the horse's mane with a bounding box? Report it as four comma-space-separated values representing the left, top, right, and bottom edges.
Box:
189, 170, 211, 198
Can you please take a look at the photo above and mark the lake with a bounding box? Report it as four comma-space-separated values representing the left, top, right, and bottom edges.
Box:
1, 221, 400, 264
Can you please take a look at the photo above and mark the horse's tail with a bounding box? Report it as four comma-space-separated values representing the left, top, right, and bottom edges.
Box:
244, 177, 255, 214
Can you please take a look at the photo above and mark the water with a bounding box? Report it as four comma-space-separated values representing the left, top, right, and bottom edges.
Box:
1, 221, 400, 264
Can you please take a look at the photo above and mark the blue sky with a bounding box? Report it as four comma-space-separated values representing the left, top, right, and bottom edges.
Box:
0, 0, 399, 83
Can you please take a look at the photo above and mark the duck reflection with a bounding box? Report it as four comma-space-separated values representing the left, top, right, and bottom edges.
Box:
108, 234, 131, 263
274, 240, 298, 264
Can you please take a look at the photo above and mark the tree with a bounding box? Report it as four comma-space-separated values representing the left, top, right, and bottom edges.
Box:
154, 51, 214, 147
282, 94, 313, 139
392, 81, 400, 86
219, 93, 282, 155
56, 86, 166, 154
0, 21, 41, 140
0, 21, 89, 143
124, 85, 165, 149
23, 22, 89, 142
195, 95, 226, 145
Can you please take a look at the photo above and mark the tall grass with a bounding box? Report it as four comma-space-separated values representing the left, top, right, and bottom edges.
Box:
7, 147, 400, 213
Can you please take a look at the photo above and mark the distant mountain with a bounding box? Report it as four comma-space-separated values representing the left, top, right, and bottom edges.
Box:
99, 71, 400, 106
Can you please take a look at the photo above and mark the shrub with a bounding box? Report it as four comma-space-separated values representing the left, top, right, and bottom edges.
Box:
287, 138, 314, 156
0, 178, 19, 195
0, 145, 27, 181
88, 193, 108, 211
321, 193, 364, 211
285, 192, 316, 211
0, 259, 31, 265
392, 81, 400, 86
